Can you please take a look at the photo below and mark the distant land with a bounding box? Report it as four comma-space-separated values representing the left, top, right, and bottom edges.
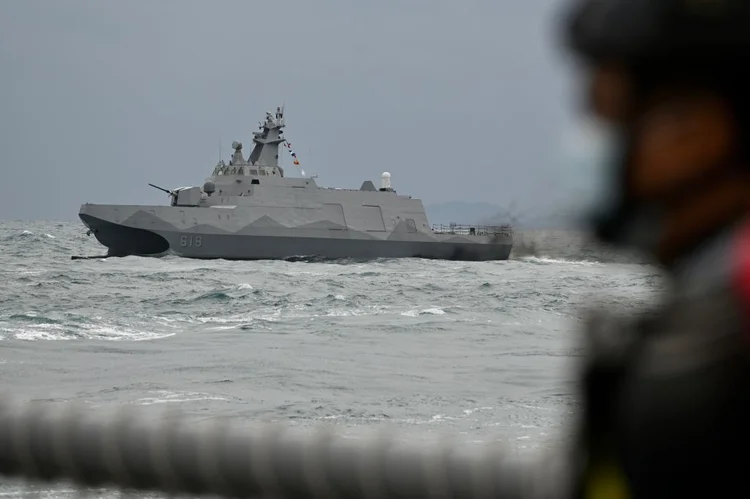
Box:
424, 201, 574, 230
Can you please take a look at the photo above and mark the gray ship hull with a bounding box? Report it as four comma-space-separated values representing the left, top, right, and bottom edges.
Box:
79, 206, 512, 261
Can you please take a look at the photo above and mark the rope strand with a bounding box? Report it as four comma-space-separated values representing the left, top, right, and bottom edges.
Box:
0, 397, 548, 499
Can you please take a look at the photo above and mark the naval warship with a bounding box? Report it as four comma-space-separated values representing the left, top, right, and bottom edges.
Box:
78, 107, 514, 261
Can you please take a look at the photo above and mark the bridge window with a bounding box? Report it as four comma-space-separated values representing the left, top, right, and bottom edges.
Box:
251, 179, 260, 185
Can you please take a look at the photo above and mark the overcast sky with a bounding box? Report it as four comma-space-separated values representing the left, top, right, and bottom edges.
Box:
0, 0, 585, 221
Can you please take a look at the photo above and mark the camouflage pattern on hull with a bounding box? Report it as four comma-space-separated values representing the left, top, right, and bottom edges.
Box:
80, 209, 512, 261
77, 106, 513, 261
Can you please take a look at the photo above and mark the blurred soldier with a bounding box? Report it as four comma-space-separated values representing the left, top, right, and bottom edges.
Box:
559, 0, 750, 497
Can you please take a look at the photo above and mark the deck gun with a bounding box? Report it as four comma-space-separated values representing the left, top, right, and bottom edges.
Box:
148, 182, 179, 206
148, 183, 177, 198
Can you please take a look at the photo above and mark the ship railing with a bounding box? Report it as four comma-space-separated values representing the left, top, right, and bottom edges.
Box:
431, 223, 513, 237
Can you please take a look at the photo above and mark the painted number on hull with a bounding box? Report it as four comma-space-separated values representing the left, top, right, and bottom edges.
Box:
180, 236, 202, 247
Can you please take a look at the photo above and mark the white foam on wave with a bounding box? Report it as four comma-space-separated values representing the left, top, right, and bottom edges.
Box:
16, 230, 55, 239
324, 305, 386, 317
152, 315, 185, 327
400, 307, 446, 317
317, 405, 499, 427
305, 405, 552, 453
195, 302, 452, 326
199, 303, 393, 324
131, 390, 230, 405
1, 323, 175, 342
463, 406, 494, 415
520, 256, 600, 266
15, 331, 72, 341
196, 304, 283, 323
325, 309, 357, 317
205, 325, 239, 331
81, 324, 176, 341
18, 270, 43, 276
6, 323, 73, 341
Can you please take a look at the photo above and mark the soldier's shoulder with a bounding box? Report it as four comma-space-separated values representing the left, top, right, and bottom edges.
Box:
732, 218, 750, 311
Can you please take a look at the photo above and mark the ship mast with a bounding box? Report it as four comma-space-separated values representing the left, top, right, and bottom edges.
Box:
249, 107, 286, 172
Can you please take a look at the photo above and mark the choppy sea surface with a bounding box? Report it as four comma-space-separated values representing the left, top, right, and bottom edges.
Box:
0, 220, 665, 497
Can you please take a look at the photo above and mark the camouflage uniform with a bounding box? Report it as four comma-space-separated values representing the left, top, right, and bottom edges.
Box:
577, 218, 750, 498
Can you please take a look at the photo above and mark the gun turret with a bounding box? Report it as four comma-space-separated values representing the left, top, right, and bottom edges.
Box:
148, 183, 180, 206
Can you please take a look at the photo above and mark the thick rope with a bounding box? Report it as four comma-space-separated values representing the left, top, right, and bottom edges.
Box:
0, 397, 562, 499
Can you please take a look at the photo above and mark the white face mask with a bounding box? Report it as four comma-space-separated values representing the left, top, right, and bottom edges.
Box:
557, 116, 621, 228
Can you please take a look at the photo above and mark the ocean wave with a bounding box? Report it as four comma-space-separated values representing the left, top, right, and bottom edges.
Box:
511, 229, 650, 264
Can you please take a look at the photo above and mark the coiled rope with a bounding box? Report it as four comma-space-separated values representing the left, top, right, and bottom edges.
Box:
0, 397, 568, 498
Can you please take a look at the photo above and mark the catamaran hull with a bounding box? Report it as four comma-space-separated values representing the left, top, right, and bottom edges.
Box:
79, 211, 512, 261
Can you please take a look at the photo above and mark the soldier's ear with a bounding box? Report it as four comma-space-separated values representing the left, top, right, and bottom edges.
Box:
587, 64, 633, 123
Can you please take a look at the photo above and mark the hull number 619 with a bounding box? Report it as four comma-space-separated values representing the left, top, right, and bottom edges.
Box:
180, 235, 202, 247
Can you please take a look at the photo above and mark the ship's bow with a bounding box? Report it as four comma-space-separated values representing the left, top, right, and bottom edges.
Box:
79, 204, 170, 257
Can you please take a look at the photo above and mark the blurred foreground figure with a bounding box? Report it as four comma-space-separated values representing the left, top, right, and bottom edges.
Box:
561, 0, 750, 497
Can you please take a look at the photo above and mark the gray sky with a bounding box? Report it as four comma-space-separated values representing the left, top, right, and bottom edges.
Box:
0, 0, 582, 221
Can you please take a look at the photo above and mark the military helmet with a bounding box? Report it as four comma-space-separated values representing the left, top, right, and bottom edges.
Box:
565, 0, 750, 68
558, 0, 750, 260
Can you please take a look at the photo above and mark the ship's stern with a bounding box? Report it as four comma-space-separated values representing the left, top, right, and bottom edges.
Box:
79, 203, 170, 257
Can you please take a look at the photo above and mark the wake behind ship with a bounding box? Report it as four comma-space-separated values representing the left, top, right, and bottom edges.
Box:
78, 107, 513, 261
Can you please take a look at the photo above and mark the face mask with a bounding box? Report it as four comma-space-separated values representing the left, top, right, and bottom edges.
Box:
559, 116, 664, 255
557, 116, 622, 229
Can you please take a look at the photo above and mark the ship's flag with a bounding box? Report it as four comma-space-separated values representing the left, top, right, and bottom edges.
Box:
284, 140, 304, 175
